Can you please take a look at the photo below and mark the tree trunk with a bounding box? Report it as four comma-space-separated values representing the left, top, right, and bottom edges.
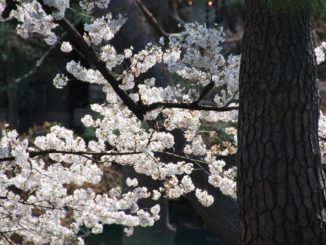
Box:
238, 1, 326, 244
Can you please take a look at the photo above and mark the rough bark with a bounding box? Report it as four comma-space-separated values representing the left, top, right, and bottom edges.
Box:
238, 1, 326, 244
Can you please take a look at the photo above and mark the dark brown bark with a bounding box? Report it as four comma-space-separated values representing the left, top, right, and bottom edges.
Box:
238, 1, 326, 244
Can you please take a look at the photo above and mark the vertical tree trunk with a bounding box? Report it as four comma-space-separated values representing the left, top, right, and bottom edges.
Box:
238, 1, 326, 244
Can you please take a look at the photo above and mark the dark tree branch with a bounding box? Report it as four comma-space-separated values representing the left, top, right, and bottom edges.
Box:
192, 81, 215, 106
37, 0, 144, 119
0, 149, 236, 180
0, 232, 14, 245
0, 150, 143, 162
14, 37, 59, 83
135, 0, 170, 38
2, 0, 17, 19
58, 18, 145, 119
143, 102, 238, 112
168, 0, 185, 25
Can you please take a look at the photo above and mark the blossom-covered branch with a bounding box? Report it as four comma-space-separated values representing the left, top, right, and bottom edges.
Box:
0, 0, 241, 243
37, 0, 146, 119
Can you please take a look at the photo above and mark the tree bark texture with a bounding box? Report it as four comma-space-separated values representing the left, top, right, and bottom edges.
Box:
238, 1, 326, 244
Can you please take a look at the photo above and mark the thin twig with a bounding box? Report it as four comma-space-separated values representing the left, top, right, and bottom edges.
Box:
0, 232, 14, 245
14, 40, 58, 84
192, 81, 215, 106
135, 0, 170, 38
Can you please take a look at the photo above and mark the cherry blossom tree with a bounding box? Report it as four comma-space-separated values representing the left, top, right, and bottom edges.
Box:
0, 0, 325, 244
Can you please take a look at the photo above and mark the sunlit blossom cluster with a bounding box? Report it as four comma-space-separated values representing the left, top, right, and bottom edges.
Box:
53, 73, 69, 89
84, 13, 126, 45
10, 0, 58, 45
163, 23, 241, 107
79, 0, 111, 12
0, 127, 160, 244
61, 41, 73, 53
315, 42, 326, 65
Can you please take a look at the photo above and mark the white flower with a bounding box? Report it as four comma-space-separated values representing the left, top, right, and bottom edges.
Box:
80, 0, 111, 11
181, 176, 195, 193
53, 74, 68, 89
195, 189, 214, 207
11, 1, 58, 44
81, 115, 94, 127
92, 224, 103, 234
60, 41, 72, 52
152, 190, 161, 200
124, 227, 134, 236
66, 60, 106, 84
0, 7, 246, 243
84, 14, 126, 45
124, 47, 133, 58
150, 204, 160, 220
0, 0, 6, 21
44, 0, 69, 19
126, 178, 138, 187
100, 45, 124, 69
315, 42, 326, 65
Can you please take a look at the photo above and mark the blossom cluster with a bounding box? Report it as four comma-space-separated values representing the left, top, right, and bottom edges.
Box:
162, 23, 240, 107
84, 13, 126, 45
10, 0, 58, 45
315, 42, 326, 65
0, 127, 161, 244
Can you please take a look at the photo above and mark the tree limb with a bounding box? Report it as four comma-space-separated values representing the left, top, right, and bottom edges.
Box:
143, 102, 238, 112
58, 17, 145, 119
0, 150, 143, 162
135, 0, 170, 38
14, 38, 58, 83
192, 81, 215, 106
38, 0, 145, 119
